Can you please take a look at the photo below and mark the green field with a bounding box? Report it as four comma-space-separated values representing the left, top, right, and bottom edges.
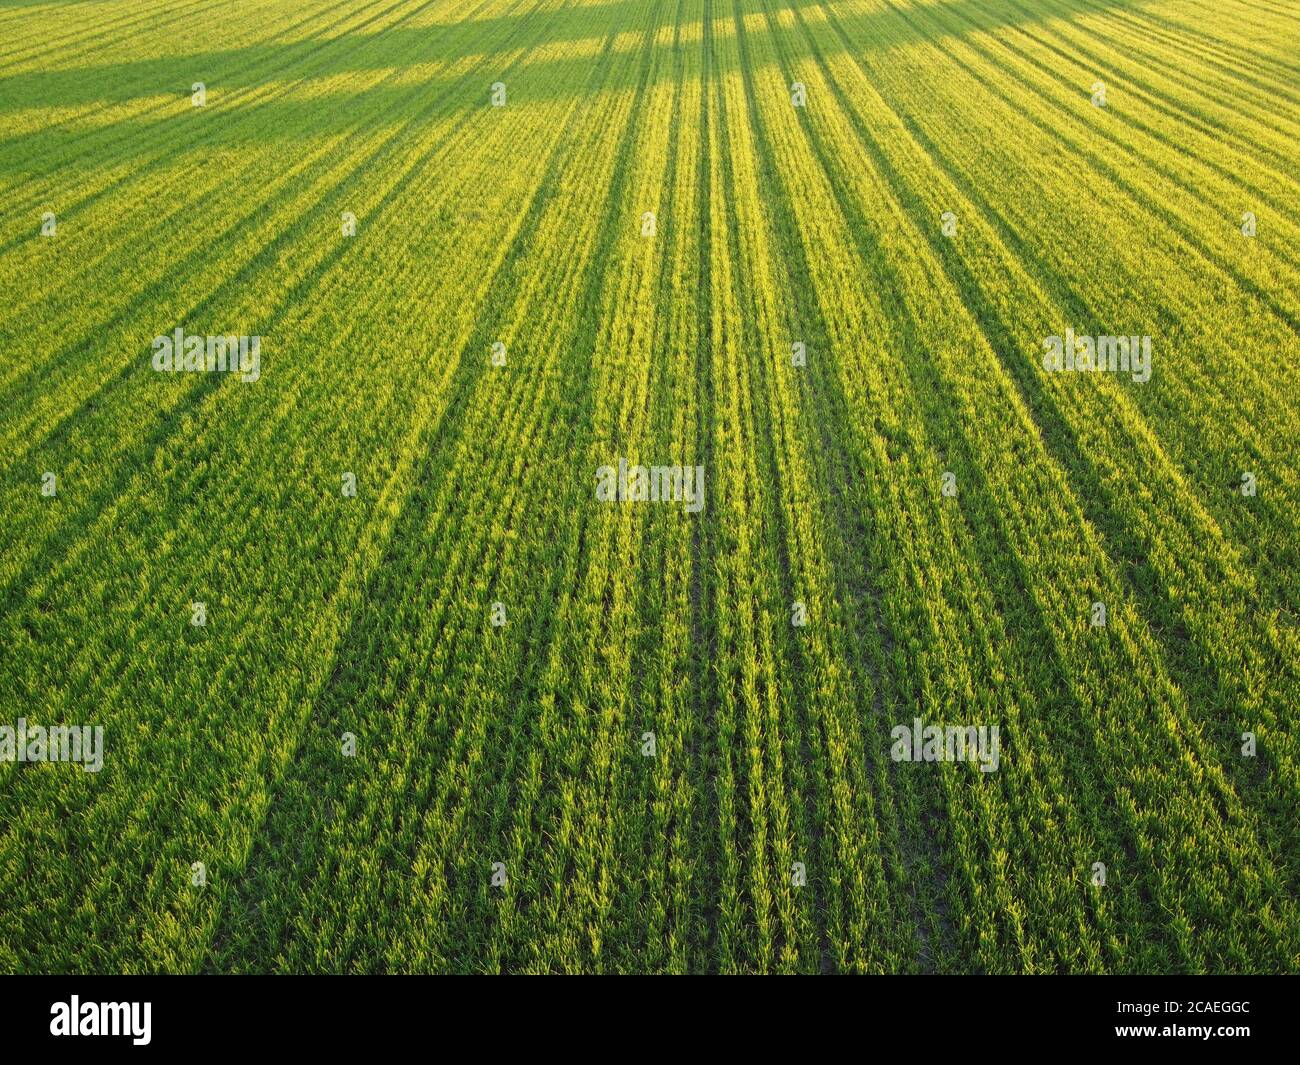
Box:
1, 0, 1298, 974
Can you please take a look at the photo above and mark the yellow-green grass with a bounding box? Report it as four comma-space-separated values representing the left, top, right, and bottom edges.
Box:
1, 0, 1296, 973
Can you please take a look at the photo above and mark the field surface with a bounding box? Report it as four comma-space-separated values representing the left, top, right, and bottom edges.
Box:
1, 0, 1298, 974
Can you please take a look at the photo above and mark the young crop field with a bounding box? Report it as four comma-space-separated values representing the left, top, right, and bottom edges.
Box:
1, 0, 1297, 975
